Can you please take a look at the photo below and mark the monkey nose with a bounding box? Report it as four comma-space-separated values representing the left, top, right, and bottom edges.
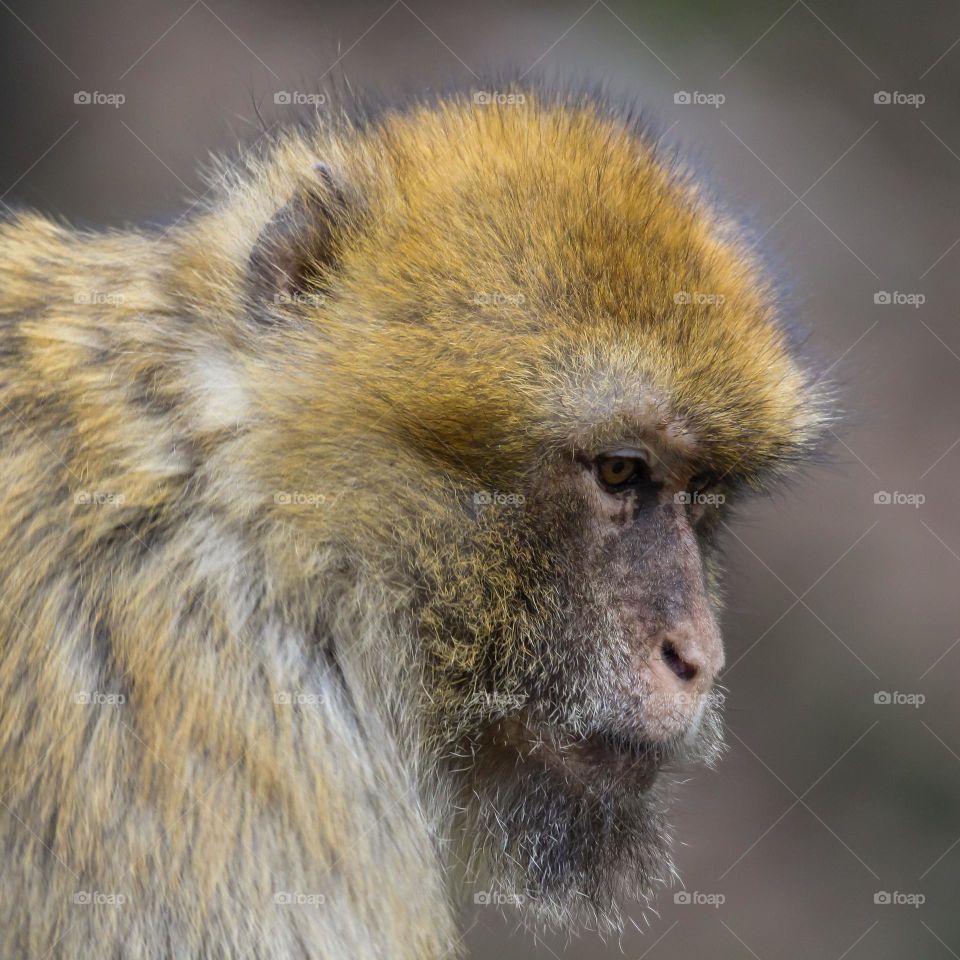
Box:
639, 622, 723, 740
652, 620, 724, 693
660, 637, 701, 684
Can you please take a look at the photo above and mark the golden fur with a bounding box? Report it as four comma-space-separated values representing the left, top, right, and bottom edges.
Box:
0, 86, 825, 957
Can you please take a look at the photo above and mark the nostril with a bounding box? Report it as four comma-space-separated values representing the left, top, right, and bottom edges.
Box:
660, 638, 698, 683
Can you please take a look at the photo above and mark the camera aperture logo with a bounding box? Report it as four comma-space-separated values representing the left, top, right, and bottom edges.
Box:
472, 91, 526, 106
274, 491, 327, 508
874, 691, 925, 708
873, 491, 924, 508
874, 891, 924, 907
874, 290, 924, 308
74, 91, 125, 108
273, 291, 326, 307
472, 291, 526, 307
74, 291, 126, 306
473, 491, 526, 508
874, 91, 925, 108
674, 91, 725, 108
474, 890, 525, 907
273, 91, 327, 106
674, 890, 725, 908
273, 891, 326, 907
274, 691, 325, 707
675, 490, 725, 507
74, 491, 126, 507
74, 891, 126, 907
74, 691, 126, 706
674, 291, 726, 306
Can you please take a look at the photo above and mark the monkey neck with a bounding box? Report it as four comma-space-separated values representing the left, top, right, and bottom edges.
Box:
5, 218, 464, 955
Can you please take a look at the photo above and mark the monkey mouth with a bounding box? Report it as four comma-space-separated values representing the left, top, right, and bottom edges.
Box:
480, 714, 666, 791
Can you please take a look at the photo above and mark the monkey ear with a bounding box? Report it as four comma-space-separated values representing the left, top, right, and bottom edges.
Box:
246, 163, 353, 322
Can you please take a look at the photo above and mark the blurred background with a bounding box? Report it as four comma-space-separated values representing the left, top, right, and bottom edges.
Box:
2, 1, 958, 956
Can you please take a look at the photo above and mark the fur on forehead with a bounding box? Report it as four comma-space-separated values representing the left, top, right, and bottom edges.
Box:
185, 84, 829, 484
524, 327, 820, 481
538, 355, 700, 463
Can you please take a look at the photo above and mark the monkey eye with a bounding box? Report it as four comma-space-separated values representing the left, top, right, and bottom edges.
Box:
594, 450, 651, 492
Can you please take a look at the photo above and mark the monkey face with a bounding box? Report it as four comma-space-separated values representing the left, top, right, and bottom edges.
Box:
237, 94, 827, 931
413, 430, 735, 930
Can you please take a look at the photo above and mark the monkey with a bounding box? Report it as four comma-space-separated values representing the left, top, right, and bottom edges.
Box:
0, 83, 828, 958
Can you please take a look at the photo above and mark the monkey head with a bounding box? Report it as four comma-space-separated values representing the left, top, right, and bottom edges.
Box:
233, 90, 827, 932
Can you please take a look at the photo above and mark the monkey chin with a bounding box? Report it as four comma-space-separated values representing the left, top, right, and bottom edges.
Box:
451, 702, 725, 934
487, 714, 665, 791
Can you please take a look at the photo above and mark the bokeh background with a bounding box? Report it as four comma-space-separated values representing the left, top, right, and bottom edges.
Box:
2, 1, 958, 957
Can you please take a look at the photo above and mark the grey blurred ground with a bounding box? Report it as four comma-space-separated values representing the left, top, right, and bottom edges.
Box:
1, 1, 958, 957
